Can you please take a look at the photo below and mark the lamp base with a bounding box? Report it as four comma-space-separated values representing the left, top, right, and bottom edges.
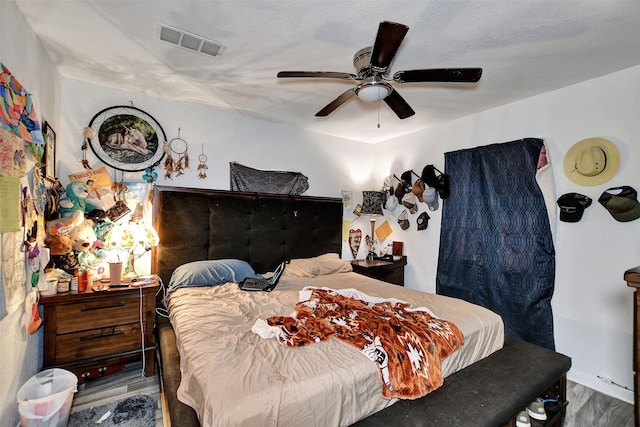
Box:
366, 251, 379, 261
125, 251, 138, 278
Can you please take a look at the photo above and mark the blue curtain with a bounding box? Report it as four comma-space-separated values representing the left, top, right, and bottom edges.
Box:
437, 138, 555, 350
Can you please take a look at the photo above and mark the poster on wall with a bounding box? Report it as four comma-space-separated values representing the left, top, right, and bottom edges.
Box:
0, 127, 28, 177
0, 65, 46, 321
2, 231, 26, 316
68, 166, 114, 211
0, 63, 44, 157
0, 176, 21, 233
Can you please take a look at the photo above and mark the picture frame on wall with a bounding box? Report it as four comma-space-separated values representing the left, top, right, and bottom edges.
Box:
42, 121, 56, 181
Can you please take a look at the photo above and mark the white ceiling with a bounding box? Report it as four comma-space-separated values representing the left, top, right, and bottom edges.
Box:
15, 0, 640, 144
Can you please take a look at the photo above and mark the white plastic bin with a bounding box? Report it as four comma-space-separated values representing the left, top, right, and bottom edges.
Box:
17, 368, 77, 427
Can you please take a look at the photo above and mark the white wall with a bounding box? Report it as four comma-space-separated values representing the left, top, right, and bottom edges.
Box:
58, 79, 374, 198
0, 2, 62, 426
372, 65, 640, 402
57, 78, 382, 271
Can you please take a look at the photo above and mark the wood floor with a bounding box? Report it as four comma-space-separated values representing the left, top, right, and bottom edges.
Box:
564, 380, 634, 427
70, 363, 633, 427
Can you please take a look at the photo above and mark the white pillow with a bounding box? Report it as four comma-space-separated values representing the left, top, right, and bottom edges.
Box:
283, 253, 352, 277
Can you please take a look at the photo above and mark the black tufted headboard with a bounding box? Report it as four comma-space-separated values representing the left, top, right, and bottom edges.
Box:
151, 186, 343, 285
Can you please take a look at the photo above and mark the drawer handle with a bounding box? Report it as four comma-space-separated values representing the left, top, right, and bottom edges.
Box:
80, 301, 126, 311
79, 327, 125, 341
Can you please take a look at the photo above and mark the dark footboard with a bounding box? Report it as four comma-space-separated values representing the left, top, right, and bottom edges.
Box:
156, 319, 570, 427
156, 316, 200, 427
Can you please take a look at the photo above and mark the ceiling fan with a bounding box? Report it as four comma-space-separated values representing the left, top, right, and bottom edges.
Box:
277, 21, 482, 119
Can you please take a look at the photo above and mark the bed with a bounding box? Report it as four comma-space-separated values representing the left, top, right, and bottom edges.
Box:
151, 186, 568, 427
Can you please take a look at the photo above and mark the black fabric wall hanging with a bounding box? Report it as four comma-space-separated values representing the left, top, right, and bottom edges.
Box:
230, 162, 309, 195
436, 138, 556, 350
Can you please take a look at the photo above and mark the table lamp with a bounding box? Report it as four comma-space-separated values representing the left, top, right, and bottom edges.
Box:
105, 203, 159, 277
360, 191, 384, 260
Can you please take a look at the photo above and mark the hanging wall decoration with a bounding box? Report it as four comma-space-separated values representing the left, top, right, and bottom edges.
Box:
142, 167, 158, 184
348, 228, 362, 259
163, 129, 189, 179
85, 105, 166, 172
197, 144, 208, 179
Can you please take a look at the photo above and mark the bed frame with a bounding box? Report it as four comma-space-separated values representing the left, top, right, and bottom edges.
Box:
151, 186, 571, 427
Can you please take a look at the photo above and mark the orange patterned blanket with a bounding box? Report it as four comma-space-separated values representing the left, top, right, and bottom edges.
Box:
264, 287, 464, 399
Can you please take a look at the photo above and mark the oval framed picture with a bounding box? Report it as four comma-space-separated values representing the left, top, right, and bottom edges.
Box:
87, 105, 166, 172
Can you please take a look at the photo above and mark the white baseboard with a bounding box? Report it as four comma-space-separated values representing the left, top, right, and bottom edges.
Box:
567, 368, 634, 404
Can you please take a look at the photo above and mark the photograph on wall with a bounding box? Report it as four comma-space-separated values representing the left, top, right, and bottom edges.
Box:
42, 121, 56, 180
123, 182, 149, 200
341, 190, 352, 208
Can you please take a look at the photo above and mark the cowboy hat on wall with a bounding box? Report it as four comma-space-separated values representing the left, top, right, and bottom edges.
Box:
563, 137, 620, 186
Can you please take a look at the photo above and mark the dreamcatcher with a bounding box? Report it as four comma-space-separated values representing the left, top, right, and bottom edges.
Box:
197, 144, 208, 179
84, 104, 166, 172
164, 128, 190, 179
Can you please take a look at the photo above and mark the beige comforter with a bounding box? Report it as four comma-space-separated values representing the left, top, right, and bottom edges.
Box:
168, 272, 504, 427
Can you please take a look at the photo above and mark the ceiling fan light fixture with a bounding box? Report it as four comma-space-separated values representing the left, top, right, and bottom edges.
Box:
356, 82, 392, 103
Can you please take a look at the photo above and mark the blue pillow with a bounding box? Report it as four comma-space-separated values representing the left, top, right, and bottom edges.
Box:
168, 259, 263, 293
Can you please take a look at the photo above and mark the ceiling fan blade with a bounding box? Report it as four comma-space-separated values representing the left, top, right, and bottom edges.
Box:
393, 68, 483, 83
370, 21, 409, 70
277, 71, 357, 80
315, 88, 357, 117
383, 89, 415, 119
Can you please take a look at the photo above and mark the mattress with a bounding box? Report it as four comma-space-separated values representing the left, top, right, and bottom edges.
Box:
168, 272, 504, 427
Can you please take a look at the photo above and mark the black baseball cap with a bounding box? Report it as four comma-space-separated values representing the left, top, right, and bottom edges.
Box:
557, 193, 592, 222
417, 211, 430, 230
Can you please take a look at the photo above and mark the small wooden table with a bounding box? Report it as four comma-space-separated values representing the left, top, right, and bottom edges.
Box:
351, 256, 407, 286
40, 277, 159, 381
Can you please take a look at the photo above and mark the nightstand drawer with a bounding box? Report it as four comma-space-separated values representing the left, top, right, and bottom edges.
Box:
40, 279, 159, 377
56, 297, 143, 334
54, 323, 143, 364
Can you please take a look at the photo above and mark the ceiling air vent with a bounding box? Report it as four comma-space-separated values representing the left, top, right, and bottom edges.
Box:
154, 22, 226, 57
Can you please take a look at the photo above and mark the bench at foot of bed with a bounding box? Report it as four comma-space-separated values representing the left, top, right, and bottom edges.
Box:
354, 337, 571, 427
156, 316, 570, 427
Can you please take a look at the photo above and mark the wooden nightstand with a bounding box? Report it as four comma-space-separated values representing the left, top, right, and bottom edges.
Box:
40, 277, 159, 381
351, 256, 407, 286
